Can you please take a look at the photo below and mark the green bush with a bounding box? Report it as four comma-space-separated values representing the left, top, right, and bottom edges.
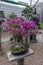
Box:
40, 23, 43, 30
9, 12, 16, 18
0, 11, 5, 18
22, 6, 33, 19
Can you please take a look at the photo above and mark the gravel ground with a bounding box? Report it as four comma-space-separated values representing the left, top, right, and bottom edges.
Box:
0, 32, 43, 65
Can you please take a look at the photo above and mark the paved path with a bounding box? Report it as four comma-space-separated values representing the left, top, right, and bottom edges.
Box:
0, 40, 43, 65
0, 31, 43, 65
37, 34, 43, 43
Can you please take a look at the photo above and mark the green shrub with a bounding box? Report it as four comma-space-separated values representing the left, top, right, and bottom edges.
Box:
40, 23, 43, 30
0, 11, 5, 18
9, 12, 16, 18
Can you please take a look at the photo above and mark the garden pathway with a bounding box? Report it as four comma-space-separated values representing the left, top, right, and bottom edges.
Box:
0, 39, 43, 65
0, 31, 43, 65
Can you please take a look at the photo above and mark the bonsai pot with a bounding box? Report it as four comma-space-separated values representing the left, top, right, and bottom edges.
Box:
10, 43, 28, 56
30, 33, 37, 43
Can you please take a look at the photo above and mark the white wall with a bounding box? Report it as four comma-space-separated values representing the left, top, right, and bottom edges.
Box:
36, 3, 43, 22
0, 4, 24, 17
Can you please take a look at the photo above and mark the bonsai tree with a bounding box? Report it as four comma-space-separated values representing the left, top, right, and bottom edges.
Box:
0, 11, 5, 51
22, 6, 33, 19
22, 7, 39, 43
9, 12, 16, 18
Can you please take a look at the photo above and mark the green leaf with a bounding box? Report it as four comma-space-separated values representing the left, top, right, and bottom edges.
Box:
10, 37, 14, 41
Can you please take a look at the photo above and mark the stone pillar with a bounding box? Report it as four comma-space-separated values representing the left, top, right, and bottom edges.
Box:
17, 58, 24, 65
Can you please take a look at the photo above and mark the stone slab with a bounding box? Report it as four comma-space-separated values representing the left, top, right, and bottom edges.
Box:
7, 48, 34, 61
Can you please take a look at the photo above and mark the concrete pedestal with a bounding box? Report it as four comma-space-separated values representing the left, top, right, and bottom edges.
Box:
17, 58, 24, 65
7, 48, 34, 61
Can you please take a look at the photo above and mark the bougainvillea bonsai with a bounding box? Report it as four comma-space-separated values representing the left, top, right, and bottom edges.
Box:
2, 17, 38, 41
2, 16, 38, 55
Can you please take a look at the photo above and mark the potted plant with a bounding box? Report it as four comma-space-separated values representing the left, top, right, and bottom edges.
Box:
2, 17, 38, 55
30, 8, 39, 43
22, 7, 38, 43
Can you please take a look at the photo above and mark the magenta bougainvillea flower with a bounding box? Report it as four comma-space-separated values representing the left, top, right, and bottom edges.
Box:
2, 17, 38, 37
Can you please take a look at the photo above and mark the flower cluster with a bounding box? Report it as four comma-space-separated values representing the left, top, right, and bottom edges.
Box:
2, 16, 38, 37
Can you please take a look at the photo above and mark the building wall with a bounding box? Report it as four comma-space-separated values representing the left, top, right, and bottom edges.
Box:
0, 4, 25, 31
1, 3, 43, 22
36, 3, 43, 22
0, 4, 24, 17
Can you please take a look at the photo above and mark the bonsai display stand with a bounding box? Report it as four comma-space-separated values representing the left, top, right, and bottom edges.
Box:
7, 48, 34, 65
